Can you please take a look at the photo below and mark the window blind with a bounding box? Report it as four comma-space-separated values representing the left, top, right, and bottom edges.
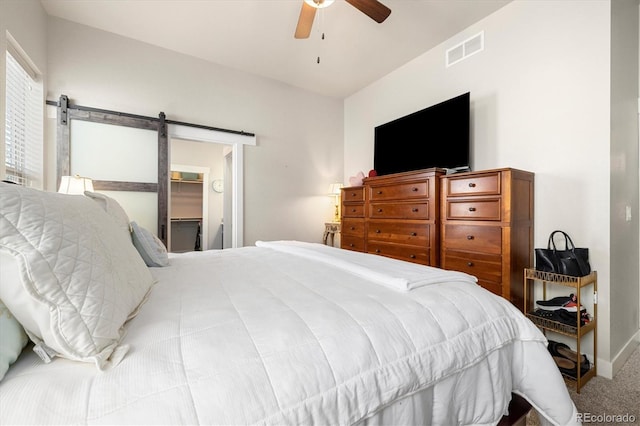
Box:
5, 49, 42, 187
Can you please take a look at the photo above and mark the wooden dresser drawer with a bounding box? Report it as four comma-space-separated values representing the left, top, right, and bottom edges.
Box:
369, 181, 428, 201
367, 221, 429, 245
443, 252, 502, 284
369, 202, 429, 220
343, 204, 365, 218
342, 187, 365, 202
341, 235, 365, 252
443, 224, 501, 254
445, 172, 501, 197
341, 218, 365, 236
367, 242, 430, 265
446, 199, 501, 221
476, 279, 503, 296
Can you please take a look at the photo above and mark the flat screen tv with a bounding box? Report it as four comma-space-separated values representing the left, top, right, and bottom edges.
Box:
373, 92, 470, 176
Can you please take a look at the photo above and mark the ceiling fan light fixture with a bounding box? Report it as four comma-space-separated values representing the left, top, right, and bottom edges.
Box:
304, 0, 335, 9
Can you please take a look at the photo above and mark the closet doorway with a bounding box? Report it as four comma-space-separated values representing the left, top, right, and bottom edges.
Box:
167, 123, 255, 248
169, 164, 209, 252
170, 138, 227, 251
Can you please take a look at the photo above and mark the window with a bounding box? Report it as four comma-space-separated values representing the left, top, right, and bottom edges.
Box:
5, 45, 43, 187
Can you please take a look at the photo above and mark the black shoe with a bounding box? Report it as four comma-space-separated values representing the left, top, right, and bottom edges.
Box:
536, 293, 585, 312
536, 294, 573, 309
555, 309, 587, 327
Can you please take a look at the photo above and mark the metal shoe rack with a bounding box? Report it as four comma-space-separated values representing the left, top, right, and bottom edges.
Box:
523, 269, 597, 393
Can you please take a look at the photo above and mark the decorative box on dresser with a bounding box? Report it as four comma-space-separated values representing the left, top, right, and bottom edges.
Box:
341, 168, 446, 266
440, 168, 534, 312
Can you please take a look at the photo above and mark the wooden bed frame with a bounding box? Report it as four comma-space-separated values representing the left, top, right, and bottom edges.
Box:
500, 394, 532, 426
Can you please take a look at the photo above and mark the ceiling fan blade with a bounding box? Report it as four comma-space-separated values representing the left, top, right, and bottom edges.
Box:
345, 0, 391, 23
294, 1, 317, 39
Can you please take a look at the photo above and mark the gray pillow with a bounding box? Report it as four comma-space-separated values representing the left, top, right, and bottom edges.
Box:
131, 221, 169, 267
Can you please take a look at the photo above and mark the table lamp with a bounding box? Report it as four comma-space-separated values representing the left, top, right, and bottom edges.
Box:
328, 183, 343, 222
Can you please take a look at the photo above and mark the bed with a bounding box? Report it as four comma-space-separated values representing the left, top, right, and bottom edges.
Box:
0, 183, 579, 425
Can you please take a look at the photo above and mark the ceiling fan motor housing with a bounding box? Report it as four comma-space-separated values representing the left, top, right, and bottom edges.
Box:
305, 0, 335, 8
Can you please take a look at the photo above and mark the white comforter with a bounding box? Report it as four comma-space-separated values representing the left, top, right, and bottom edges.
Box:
0, 242, 578, 425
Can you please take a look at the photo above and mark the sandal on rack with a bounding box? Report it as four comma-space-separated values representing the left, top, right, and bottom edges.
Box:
552, 356, 589, 378
548, 341, 590, 375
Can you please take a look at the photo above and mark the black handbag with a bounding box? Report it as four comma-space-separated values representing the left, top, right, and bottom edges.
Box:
535, 230, 591, 277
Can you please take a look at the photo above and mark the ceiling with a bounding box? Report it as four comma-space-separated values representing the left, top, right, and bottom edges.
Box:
40, 0, 512, 99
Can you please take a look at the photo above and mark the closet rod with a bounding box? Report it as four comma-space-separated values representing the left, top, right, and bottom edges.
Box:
45, 98, 255, 137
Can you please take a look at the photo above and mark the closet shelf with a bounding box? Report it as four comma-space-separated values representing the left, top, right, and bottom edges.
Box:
170, 217, 202, 222
171, 179, 203, 184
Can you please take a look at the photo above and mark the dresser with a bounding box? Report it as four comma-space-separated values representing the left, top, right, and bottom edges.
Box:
440, 168, 534, 312
341, 168, 445, 266
340, 167, 534, 312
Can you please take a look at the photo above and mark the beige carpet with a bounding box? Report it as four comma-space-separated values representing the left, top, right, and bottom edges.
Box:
528, 344, 640, 425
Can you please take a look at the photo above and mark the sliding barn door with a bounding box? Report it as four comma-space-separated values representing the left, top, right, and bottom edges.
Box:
56, 96, 168, 245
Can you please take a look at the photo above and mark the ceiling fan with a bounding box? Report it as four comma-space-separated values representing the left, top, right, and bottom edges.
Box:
294, 0, 391, 39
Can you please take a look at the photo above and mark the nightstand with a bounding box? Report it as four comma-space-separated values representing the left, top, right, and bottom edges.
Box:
323, 222, 341, 246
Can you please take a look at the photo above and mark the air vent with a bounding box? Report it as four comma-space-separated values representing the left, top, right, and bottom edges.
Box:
446, 31, 484, 67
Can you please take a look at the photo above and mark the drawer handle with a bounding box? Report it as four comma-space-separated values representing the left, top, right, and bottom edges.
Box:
351, 209, 357, 213
468, 182, 476, 188
467, 262, 474, 267
410, 232, 417, 236
377, 208, 383, 213
409, 254, 416, 259
375, 249, 381, 253
351, 193, 358, 197
349, 243, 355, 247
377, 190, 383, 195
350, 227, 356, 231
375, 229, 381, 233
468, 207, 476, 212
412, 208, 419, 212
467, 235, 474, 240
412, 187, 418, 192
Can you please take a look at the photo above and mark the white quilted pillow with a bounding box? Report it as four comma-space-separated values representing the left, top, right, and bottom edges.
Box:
84, 191, 131, 234
0, 183, 155, 369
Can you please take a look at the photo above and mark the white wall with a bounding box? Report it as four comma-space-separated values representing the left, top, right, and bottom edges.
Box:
44, 17, 344, 246
344, 0, 636, 375
610, 0, 640, 370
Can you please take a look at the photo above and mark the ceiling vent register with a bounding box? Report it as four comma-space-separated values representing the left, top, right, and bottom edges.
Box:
446, 31, 484, 67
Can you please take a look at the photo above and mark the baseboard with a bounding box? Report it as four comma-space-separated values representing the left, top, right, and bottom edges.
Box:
597, 330, 640, 379
612, 331, 640, 376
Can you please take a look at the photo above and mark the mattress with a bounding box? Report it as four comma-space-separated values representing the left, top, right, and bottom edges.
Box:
0, 242, 578, 425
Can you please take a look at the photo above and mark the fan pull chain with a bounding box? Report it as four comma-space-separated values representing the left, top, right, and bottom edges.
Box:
317, 32, 325, 64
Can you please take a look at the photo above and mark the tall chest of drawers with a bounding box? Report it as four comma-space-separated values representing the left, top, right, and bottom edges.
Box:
341, 168, 445, 266
440, 168, 534, 311
341, 186, 366, 252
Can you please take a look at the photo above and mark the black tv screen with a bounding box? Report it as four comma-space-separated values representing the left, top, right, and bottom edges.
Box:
373, 92, 470, 176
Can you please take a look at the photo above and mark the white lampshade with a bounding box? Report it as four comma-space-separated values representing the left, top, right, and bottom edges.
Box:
328, 183, 343, 195
58, 175, 94, 195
